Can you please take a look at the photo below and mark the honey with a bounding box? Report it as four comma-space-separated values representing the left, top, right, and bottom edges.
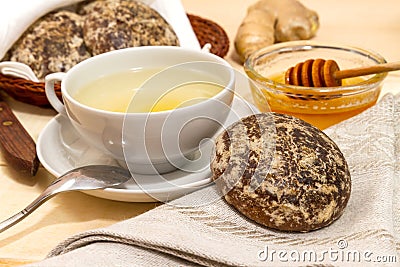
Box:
249, 72, 381, 129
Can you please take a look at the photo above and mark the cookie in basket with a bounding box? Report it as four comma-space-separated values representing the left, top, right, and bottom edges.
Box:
78, 0, 179, 56
7, 11, 90, 80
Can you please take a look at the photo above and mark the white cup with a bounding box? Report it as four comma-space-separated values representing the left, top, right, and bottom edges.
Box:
45, 46, 235, 174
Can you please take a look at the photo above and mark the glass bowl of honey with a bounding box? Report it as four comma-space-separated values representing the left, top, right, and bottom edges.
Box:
244, 41, 387, 129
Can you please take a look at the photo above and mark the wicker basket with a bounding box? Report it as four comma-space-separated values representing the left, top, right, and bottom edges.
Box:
0, 14, 230, 107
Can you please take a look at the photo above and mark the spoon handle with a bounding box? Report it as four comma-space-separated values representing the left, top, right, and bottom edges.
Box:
334, 61, 400, 80
0, 188, 56, 233
0, 210, 34, 234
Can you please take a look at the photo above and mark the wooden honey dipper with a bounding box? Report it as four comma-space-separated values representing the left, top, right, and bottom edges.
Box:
285, 59, 400, 87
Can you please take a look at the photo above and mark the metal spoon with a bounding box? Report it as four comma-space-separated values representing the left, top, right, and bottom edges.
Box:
0, 165, 132, 233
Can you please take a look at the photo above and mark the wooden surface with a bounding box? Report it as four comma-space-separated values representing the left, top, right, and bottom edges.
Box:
0, 0, 399, 265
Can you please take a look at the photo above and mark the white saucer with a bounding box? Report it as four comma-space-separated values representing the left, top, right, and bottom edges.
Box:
37, 96, 259, 202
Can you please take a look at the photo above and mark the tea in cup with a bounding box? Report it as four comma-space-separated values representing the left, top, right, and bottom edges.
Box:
45, 46, 235, 174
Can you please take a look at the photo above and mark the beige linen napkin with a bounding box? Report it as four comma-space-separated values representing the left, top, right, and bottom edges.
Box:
26, 94, 400, 266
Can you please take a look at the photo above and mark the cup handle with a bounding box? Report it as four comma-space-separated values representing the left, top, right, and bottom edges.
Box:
45, 72, 67, 115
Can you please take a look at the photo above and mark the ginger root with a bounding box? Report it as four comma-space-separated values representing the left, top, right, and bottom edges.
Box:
235, 0, 319, 62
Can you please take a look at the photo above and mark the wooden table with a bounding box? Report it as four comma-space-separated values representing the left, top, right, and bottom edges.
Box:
0, 0, 399, 265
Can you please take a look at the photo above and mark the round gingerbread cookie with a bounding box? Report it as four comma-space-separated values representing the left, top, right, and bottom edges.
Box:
8, 11, 90, 79
211, 113, 351, 232
79, 0, 179, 56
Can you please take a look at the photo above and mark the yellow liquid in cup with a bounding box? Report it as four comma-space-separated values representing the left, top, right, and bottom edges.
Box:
73, 68, 224, 113
251, 72, 380, 130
